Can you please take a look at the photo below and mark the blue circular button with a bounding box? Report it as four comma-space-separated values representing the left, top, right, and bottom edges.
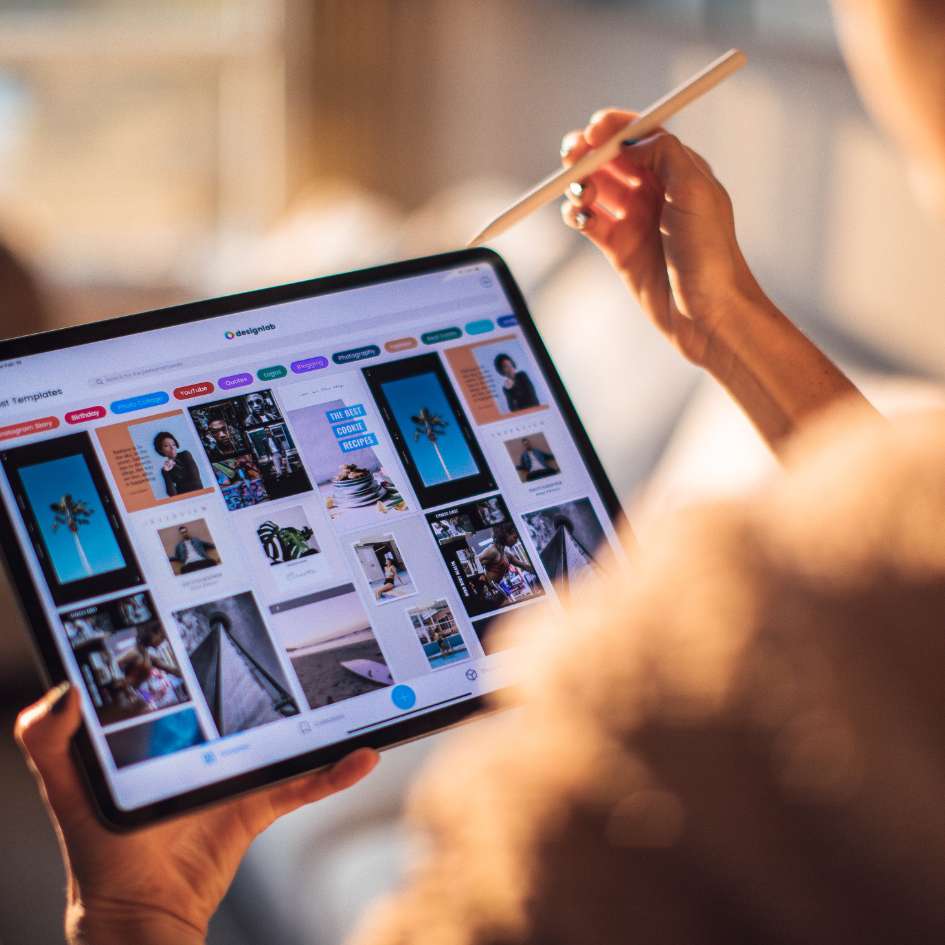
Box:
391, 685, 416, 710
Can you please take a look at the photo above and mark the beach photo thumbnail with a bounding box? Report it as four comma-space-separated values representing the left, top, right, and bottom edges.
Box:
172, 591, 299, 737
268, 585, 392, 709
407, 599, 468, 670
352, 534, 417, 605
159, 518, 221, 576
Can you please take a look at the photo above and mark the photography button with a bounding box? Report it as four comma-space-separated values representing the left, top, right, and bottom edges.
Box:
391, 685, 416, 710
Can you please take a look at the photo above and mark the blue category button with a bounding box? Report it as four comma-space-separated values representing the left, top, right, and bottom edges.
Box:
465, 318, 495, 335
339, 432, 379, 453
332, 419, 367, 438
497, 314, 518, 328
110, 390, 169, 414
332, 344, 380, 365
391, 685, 416, 711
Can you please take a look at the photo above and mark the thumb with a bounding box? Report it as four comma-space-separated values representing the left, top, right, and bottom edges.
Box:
15, 683, 92, 820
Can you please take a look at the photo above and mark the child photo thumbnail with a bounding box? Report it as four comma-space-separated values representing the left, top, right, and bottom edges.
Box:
427, 495, 544, 618
62, 590, 189, 727
188, 389, 311, 511
255, 505, 320, 566
363, 353, 496, 508
287, 398, 407, 530
172, 591, 299, 737
352, 534, 417, 605
96, 411, 213, 513
522, 497, 607, 594
268, 585, 392, 709
105, 707, 205, 769
1, 431, 143, 607
159, 518, 221, 576
407, 599, 469, 670
505, 432, 560, 482
444, 336, 549, 425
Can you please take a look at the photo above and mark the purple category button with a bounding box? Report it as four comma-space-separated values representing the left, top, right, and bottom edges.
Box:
219, 372, 253, 390
291, 356, 329, 374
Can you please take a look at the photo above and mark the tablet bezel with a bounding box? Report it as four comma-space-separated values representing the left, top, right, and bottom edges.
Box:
0, 247, 626, 829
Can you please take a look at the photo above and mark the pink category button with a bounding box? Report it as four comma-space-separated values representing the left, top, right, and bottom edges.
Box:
65, 406, 106, 425
0, 416, 60, 441
384, 337, 418, 353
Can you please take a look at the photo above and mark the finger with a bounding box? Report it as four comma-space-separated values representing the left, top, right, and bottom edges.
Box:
560, 129, 590, 168
683, 144, 714, 178
611, 133, 707, 205
262, 748, 380, 820
560, 199, 617, 248
585, 108, 638, 148
15, 683, 93, 822
565, 177, 596, 208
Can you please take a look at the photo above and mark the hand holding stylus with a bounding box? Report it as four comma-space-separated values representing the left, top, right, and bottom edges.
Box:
16, 683, 378, 945
559, 106, 771, 370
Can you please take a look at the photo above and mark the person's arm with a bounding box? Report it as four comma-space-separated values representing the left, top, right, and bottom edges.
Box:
15, 683, 379, 945
560, 110, 874, 455
162, 469, 178, 498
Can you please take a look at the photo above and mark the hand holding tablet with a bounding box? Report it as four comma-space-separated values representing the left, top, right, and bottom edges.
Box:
0, 249, 623, 827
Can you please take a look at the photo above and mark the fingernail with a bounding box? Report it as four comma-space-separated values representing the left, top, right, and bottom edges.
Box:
568, 181, 585, 199
560, 133, 579, 157
49, 681, 71, 714
574, 211, 591, 230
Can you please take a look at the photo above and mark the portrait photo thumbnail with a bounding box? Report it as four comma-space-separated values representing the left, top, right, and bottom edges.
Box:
96, 410, 213, 513
444, 335, 549, 425
504, 432, 560, 483
159, 518, 221, 576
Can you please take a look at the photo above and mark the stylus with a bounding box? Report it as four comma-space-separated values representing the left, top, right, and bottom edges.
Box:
466, 48, 747, 248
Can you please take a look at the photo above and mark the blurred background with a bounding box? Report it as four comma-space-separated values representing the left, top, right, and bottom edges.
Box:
1, 2, 943, 943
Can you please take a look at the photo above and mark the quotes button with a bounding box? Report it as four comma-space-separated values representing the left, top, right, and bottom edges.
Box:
218, 372, 252, 390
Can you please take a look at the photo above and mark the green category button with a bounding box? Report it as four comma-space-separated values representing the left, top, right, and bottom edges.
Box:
257, 365, 287, 381
465, 318, 495, 335
421, 327, 462, 345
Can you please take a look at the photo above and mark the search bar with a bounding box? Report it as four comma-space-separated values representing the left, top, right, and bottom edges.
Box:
87, 293, 501, 389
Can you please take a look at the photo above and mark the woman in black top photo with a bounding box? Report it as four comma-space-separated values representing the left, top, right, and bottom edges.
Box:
494, 353, 539, 412
153, 431, 202, 498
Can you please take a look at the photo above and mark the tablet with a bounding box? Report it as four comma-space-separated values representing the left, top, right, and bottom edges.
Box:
0, 248, 624, 828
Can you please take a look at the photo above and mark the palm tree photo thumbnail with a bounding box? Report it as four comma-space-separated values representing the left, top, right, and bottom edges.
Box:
50, 493, 94, 577
412, 407, 452, 481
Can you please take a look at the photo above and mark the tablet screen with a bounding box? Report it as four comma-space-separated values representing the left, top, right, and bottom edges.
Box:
0, 257, 621, 814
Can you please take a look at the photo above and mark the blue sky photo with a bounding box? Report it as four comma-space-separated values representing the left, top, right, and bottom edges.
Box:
19, 454, 126, 585
381, 372, 479, 486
